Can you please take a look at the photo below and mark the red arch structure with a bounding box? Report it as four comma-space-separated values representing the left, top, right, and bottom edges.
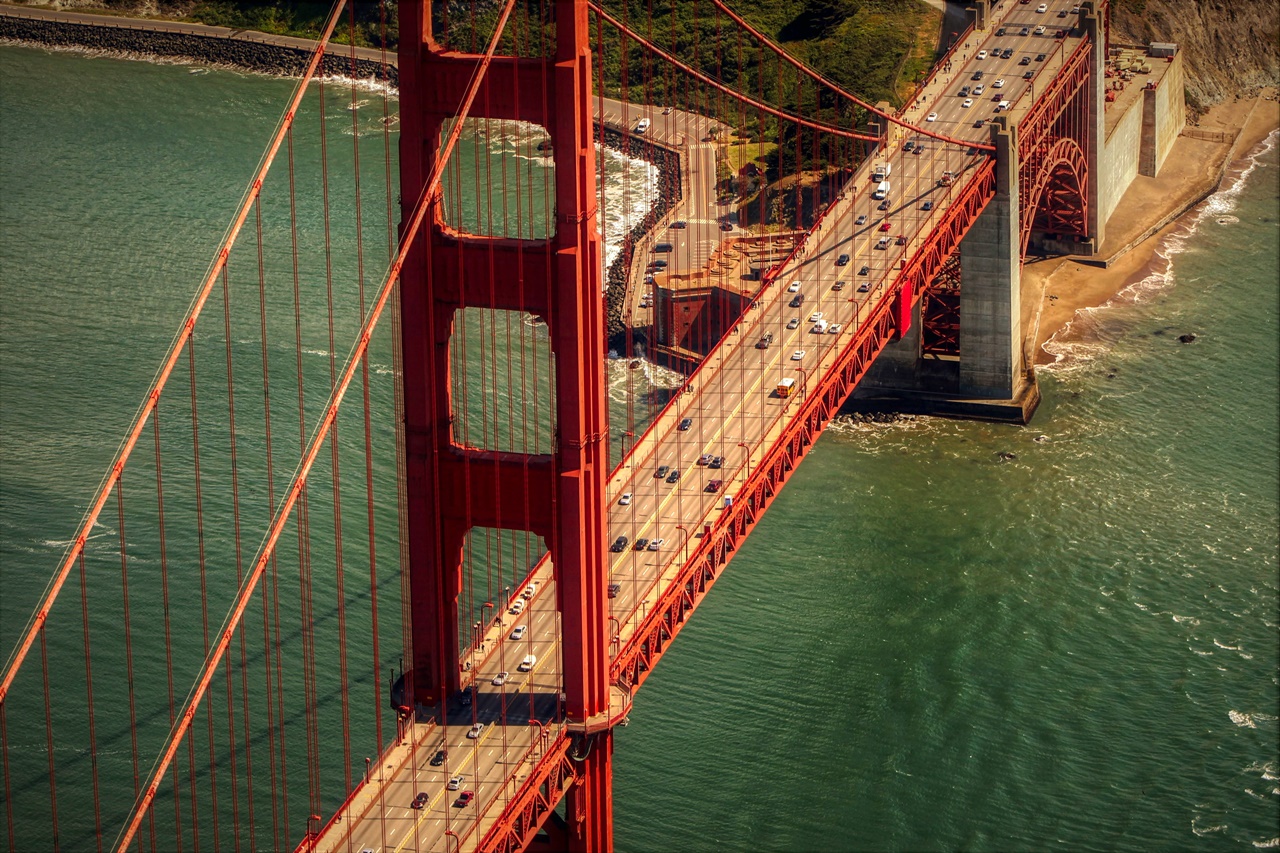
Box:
1016, 40, 1093, 255
1021, 136, 1090, 256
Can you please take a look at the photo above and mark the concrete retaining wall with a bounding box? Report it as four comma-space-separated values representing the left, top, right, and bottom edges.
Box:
1101, 93, 1143, 225
1141, 51, 1185, 176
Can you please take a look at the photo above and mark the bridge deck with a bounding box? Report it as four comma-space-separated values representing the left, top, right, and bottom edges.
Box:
324, 3, 1090, 850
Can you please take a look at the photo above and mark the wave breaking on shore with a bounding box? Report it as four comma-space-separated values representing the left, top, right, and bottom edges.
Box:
1040, 129, 1277, 374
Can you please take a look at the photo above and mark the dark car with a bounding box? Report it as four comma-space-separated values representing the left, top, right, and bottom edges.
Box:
971, 70, 984, 81
412, 792, 429, 810
1055, 28, 1066, 38
974, 118, 986, 128
913, 145, 925, 155
610, 536, 629, 553
922, 201, 934, 211
454, 791, 474, 808
858, 265, 870, 276
705, 479, 723, 493
878, 200, 890, 210
958, 86, 971, 97
1002, 48, 1014, 58
678, 417, 693, 431
857, 282, 871, 293
654, 465, 670, 478
904, 140, 915, 152
1020, 55, 1031, 65
836, 253, 850, 266
1036, 53, 1047, 61
895, 235, 907, 246
671, 220, 687, 228
666, 469, 681, 484
608, 582, 622, 599
1057, 8, 1067, 16
720, 221, 733, 231
996, 27, 1006, 35
430, 750, 447, 767
756, 333, 774, 349
1024, 70, 1035, 79
633, 538, 649, 551
708, 456, 724, 469
790, 294, 805, 308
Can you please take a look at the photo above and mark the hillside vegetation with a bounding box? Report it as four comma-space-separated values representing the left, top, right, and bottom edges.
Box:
42, 0, 941, 107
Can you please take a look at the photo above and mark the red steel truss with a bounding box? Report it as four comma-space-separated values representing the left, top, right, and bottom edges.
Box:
921, 252, 962, 358
611, 159, 996, 690
1017, 39, 1092, 252
478, 733, 578, 853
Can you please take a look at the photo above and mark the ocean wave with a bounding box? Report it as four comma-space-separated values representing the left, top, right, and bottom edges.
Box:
1229, 709, 1258, 728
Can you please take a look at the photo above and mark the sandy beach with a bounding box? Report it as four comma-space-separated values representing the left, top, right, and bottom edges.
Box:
1024, 87, 1279, 366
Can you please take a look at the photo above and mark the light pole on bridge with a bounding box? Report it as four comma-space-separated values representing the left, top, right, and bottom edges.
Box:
674, 523, 689, 564
737, 441, 752, 479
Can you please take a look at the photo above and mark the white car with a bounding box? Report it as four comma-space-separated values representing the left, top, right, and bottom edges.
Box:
509, 625, 526, 641
993, 78, 1005, 88
522, 582, 536, 600
812, 320, 828, 334
448, 774, 465, 790
787, 280, 802, 292
491, 671, 508, 686
619, 492, 633, 506
977, 49, 988, 59
926, 112, 938, 122
791, 350, 805, 361
808, 311, 824, 322
517, 654, 537, 672
634, 117, 650, 133
973, 84, 985, 95
1034, 24, 1046, 34
509, 599, 525, 615
1036, 3, 1048, 12
467, 723, 485, 739
786, 317, 801, 330
828, 324, 842, 335
647, 538, 665, 551
962, 98, 974, 108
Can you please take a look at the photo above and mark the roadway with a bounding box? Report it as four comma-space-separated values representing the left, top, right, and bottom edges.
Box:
330, 2, 1089, 850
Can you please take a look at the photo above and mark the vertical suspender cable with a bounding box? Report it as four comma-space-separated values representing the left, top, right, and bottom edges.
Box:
151, 410, 183, 853
252, 196, 283, 853
187, 337, 222, 853
39, 627, 60, 853
219, 266, 248, 853
76, 547, 104, 852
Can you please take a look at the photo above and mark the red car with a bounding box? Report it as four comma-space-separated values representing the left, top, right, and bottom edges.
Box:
879, 221, 891, 232
411, 791, 428, 809
455, 790, 474, 807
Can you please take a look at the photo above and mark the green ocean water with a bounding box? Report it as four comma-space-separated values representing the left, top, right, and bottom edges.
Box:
1, 44, 1277, 852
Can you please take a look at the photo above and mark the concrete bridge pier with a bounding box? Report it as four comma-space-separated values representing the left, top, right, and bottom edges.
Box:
850, 119, 1039, 424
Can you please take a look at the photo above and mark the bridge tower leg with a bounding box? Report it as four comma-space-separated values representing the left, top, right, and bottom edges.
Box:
1083, 2, 1107, 251
956, 120, 1024, 400
397, 2, 614, 847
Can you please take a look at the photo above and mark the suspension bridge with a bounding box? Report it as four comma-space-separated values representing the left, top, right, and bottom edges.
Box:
0, 0, 1183, 849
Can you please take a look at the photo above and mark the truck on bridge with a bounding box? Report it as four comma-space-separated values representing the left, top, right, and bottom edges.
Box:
871, 162, 892, 182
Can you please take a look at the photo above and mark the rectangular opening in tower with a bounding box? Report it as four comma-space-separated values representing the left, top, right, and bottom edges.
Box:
439, 119, 555, 240
449, 307, 557, 454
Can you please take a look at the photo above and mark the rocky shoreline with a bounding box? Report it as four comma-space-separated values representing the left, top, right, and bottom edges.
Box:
0, 13, 396, 82
0, 7, 683, 352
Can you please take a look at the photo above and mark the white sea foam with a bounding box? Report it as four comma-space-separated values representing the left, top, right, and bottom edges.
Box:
1252, 838, 1280, 849
1229, 710, 1257, 728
